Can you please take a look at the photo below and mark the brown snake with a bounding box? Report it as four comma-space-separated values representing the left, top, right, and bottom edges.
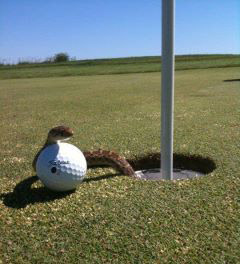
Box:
32, 126, 136, 177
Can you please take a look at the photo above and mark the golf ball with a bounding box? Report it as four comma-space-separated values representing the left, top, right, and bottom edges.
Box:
36, 143, 87, 191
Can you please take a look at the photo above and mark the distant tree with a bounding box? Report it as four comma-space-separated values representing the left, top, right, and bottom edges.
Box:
53, 52, 70, 63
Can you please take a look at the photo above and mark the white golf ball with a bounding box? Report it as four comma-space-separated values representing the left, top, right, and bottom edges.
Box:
36, 143, 87, 191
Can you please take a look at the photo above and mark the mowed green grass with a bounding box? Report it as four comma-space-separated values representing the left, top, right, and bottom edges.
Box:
0, 66, 240, 263
0, 55, 239, 79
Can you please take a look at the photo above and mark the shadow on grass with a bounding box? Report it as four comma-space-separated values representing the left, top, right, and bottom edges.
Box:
223, 79, 240, 82
128, 152, 216, 174
0, 173, 120, 209
83, 173, 120, 183
0, 176, 74, 209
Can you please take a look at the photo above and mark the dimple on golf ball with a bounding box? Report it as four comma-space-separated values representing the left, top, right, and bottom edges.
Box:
36, 143, 87, 191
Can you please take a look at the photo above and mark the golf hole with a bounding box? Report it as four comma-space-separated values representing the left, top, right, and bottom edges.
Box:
128, 153, 216, 181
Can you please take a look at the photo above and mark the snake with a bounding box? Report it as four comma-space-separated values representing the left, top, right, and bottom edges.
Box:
32, 126, 137, 177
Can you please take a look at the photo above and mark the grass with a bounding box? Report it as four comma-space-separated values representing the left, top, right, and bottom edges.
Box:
0, 58, 240, 263
0, 54, 239, 79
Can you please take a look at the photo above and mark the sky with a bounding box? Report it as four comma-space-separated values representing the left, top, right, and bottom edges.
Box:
0, 0, 239, 63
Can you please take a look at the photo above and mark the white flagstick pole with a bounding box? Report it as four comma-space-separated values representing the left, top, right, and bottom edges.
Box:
161, 0, 175, 180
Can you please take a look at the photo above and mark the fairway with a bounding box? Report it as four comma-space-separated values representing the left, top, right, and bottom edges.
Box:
0, 66, 240, 263
0, 55, 239, 80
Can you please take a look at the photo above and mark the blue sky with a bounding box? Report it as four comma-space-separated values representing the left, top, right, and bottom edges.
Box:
0, 0, 239, 63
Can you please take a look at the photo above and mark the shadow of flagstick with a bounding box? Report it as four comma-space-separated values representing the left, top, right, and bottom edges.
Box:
223, 79, 240, 82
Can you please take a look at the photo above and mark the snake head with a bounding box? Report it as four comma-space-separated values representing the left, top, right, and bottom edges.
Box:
48, 126, 74, 143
